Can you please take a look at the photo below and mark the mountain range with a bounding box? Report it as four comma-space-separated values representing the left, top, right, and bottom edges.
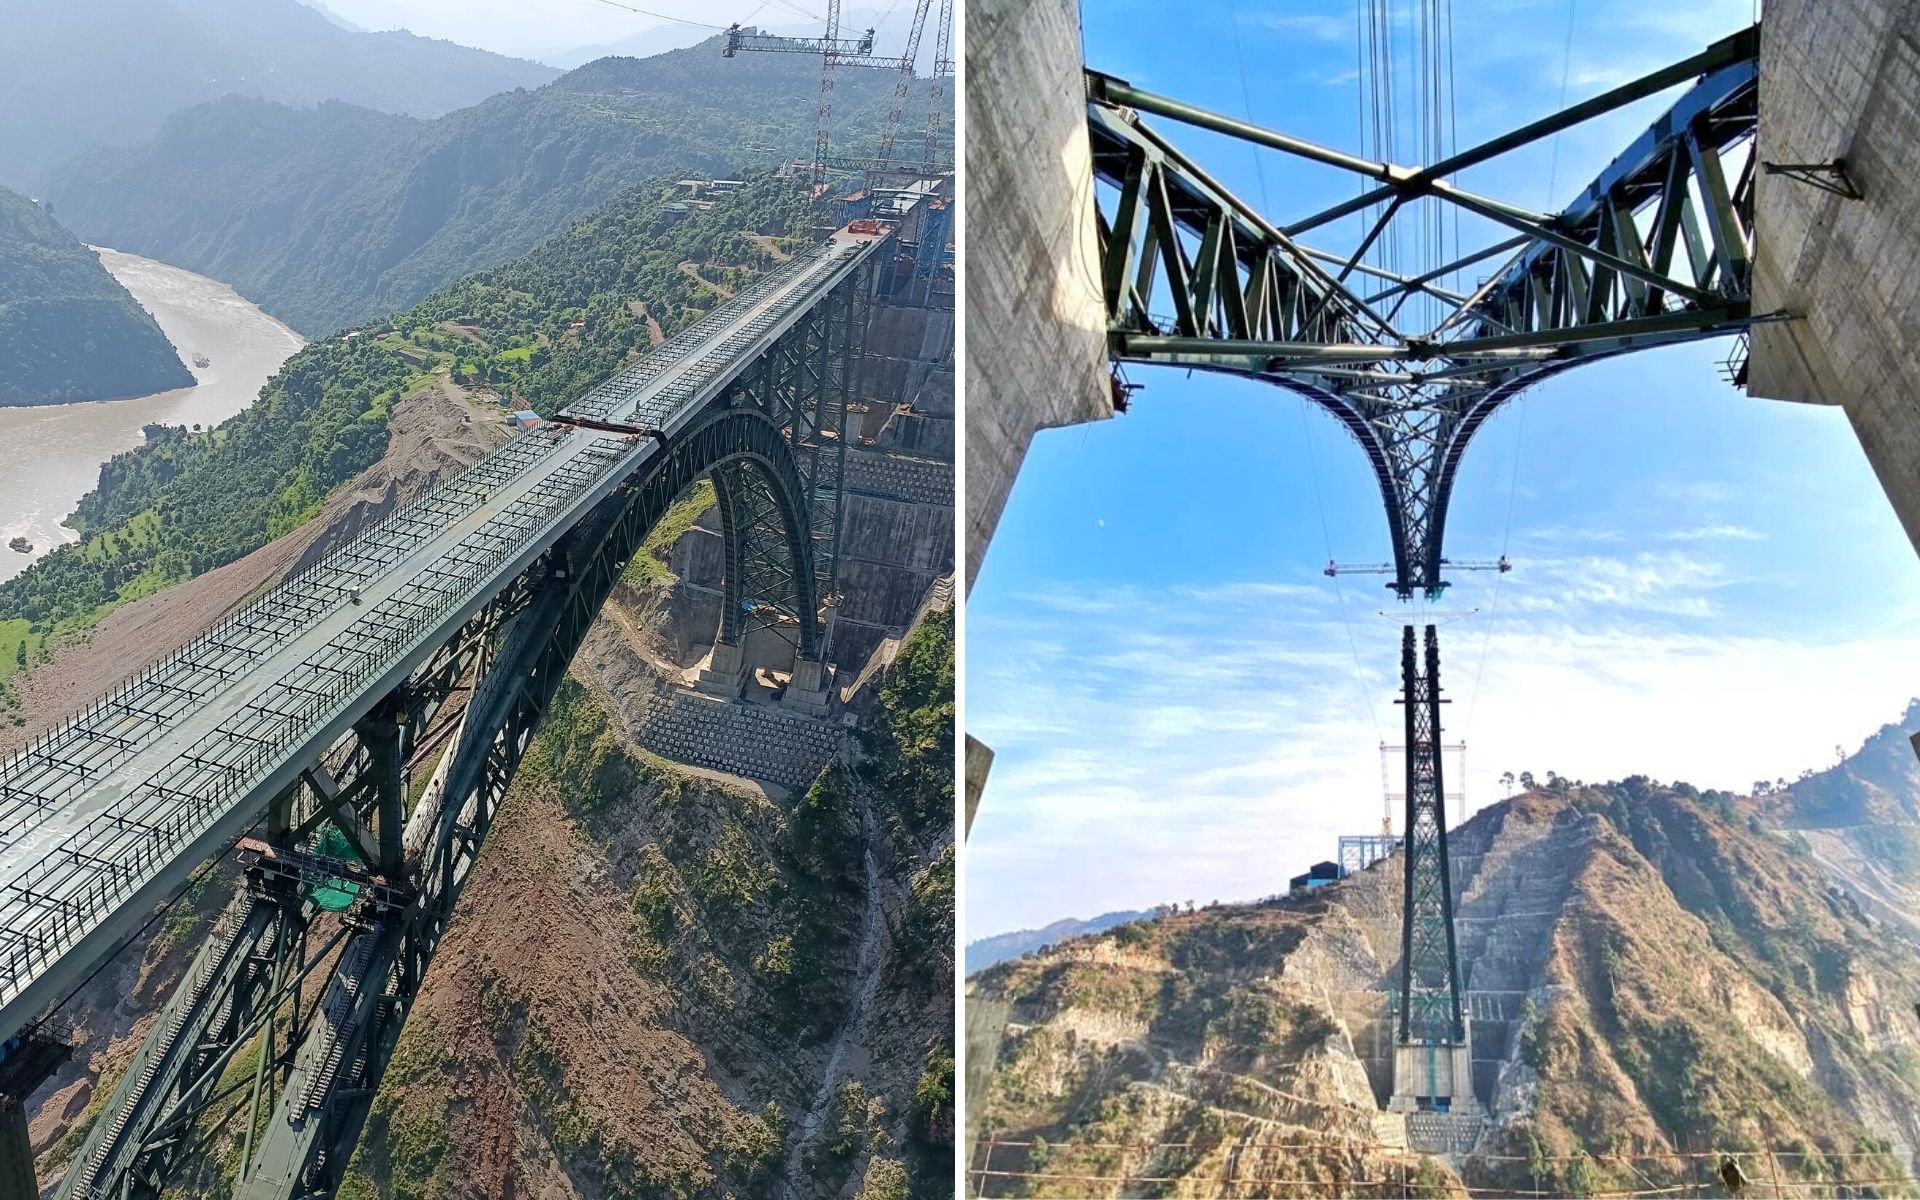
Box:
0, 0, 556, 193
41, 36, 931, 337
965, 910, 1152, 975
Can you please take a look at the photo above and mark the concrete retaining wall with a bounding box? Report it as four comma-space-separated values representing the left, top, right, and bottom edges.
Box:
629, 685, 840, 791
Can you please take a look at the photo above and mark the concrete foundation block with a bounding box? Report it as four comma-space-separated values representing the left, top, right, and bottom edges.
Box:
695, 640, 748, 698
782, 658, 835, 717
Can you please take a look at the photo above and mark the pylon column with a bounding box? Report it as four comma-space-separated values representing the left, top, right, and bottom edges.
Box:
1390, 623, 1476, 1115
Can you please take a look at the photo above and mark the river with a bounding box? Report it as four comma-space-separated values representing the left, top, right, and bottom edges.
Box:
0, 248, 305, 585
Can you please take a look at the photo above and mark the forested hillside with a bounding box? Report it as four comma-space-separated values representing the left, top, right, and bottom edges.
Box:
0, 175, 821, 701
43, 37, 934, 335
0, 188, 192, 408
0, 0, 554, 193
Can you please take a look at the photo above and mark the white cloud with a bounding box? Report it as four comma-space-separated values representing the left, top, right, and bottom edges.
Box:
966, 550, 1920, 939
1249, 12, 1352, 42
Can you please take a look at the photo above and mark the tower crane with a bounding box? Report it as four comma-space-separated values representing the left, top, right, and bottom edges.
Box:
874, 1, 935, 163
723, 4, 875, 189
725, 1, 953, 188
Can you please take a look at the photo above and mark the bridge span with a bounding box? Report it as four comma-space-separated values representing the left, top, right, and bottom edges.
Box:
0, 198, 947, 1196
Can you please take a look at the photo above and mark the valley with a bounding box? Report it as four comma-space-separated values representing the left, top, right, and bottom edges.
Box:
0, 145, 955, 1195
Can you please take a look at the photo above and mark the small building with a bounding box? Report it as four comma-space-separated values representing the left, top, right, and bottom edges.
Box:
509, 409, 542, 429
1287, 860, 1343, 897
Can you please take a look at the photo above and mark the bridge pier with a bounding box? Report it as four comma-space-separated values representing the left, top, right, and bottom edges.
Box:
781, 658, 835, 716
357, 701, 406, 875
0, 1093, 33, 1198
695, 639, 752, 698
1749, 0, 1920, 571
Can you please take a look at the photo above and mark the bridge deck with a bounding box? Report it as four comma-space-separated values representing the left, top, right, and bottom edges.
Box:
0, 227, 884, 1042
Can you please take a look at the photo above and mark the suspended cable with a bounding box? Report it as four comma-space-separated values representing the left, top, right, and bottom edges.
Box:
1465, 1, 1571, 739
567, 0, 729, 28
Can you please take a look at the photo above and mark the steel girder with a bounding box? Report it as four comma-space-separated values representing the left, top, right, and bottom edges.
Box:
1396, 625, 1465, 1050
61, 359, 848, 1198
1089, 27, 1760, 596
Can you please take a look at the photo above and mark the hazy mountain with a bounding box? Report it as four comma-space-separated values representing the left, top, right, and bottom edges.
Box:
965, 910, 1152, 975
293, 0, 364, 32
44, 37, 936, 337
0, 0, 555, 192
0, 189, 192, 408
969, 706, 1920, 1192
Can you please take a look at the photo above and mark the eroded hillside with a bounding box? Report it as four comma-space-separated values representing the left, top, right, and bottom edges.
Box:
339, 603, 955, 1200
969, 719, 1920, 1198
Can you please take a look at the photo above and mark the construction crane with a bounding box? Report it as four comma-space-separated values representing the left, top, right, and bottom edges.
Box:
725, 3, 952, 188
724, 3, 919, 189
875, 1, 935, 163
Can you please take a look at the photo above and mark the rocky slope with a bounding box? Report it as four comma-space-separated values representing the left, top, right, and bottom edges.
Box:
334, 604, 955, 1200
0, 187, 192, 407
969, 710, 1920, 1198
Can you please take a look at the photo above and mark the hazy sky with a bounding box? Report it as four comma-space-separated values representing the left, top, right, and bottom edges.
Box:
961, 0, 1920, 938
310, 0, 898, 62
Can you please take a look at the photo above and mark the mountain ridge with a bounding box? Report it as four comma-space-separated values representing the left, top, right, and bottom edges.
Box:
967, 703, 1920, 1196
0, 188, 193, 408
43, 37, 929, 336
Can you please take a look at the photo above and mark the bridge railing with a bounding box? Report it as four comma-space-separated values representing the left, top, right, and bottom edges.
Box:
0, 429, 582, 841
0, 431, 635, 1016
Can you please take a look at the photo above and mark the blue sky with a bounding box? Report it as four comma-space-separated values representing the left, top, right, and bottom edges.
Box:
965, 0, 1920, 939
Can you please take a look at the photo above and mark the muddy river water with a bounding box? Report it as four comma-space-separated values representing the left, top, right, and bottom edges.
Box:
0, 248, 305, 585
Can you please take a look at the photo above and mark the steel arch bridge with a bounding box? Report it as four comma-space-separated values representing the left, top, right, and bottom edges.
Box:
1082, 26, 1764, 1113
0, 211, 918, 1197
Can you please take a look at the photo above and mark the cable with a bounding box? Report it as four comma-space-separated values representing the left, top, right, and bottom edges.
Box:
1226, 3, 1273, 214
568, 0, 728, 28
1544, 0, 1580, 207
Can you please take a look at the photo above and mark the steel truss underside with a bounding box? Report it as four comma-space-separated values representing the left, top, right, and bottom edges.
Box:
1089, 27, 1760, 597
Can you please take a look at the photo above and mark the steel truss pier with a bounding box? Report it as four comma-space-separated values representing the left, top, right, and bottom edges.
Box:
0, 205, 940, 1197
1390, 624, 1473, 1114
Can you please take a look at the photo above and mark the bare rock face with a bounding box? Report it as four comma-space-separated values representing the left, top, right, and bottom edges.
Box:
969, 720, 1920, 1198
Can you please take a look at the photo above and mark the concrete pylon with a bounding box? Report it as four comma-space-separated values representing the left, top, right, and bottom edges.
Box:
781, 658, 834, 717
695, 639, 750, 698
0, 1093, 36, 1199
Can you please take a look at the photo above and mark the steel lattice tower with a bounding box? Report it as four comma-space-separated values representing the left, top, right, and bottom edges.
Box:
1396, 625, 1466, 1049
